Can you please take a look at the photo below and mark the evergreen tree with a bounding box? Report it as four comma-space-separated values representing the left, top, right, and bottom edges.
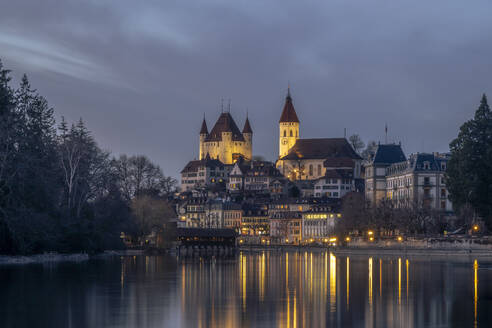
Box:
447, 94, 492, 229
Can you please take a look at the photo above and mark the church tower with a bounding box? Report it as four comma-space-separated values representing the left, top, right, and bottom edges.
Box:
279, 87, 300, 158
199, 116, 208, 160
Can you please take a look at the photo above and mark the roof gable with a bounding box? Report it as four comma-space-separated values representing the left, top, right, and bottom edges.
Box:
279, 91, 299, 123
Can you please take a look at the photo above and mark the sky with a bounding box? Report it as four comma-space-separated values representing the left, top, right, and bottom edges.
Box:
1, 0, 492, 178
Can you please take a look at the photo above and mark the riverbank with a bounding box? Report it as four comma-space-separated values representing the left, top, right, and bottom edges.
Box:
0, 250, 146, 265
239, 236, 492, 257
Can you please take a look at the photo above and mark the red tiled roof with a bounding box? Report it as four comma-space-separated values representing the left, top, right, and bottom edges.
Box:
205, 112, 245, 142
242, 117, 252, 134
279, 90, 299, 123
199, 118, 208, 134
280, 138, 362, 160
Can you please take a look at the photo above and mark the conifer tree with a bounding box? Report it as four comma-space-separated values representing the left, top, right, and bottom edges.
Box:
447, 94, 492, 229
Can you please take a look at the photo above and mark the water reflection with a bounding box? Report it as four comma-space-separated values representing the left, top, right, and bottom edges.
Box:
0, 252, 490, 328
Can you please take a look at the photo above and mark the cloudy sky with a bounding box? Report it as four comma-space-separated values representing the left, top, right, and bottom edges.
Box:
1, 0, 491, 177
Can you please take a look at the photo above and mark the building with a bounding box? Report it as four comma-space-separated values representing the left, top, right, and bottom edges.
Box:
180, 155, 231, 191
178, 197, 207, 228
222, 202, 243, 232
227, 159, 286, 194
364, 143, 407, 204
241, 203, 269, 236
199, 112, 252, 164
270, 211, 302, 244
313, 157, 356, 198
302, 204, 340, 241
385, 152, 452, 211
275, 88, 362, 181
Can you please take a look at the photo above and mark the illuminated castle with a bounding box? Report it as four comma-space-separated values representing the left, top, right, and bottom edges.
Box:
199, 112, 252, 164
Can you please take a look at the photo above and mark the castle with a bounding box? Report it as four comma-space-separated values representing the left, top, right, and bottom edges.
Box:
194, 87, 362, 181
198, 112, 252, 164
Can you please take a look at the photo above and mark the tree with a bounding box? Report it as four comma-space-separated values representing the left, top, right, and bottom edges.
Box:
348, 134, 365, 154
130, 195, 175, 242
113, 155, 176, 201
337, 192, 367, 236
447, 94, 492, 229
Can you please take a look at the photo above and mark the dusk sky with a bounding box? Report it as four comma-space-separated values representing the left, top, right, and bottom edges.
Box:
2, 0, 492, 178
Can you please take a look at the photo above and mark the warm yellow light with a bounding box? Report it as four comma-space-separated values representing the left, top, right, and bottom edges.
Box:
285, 238, 289, 243
368, 231, 374, 235
473, 225, 479, 231
329, 237, 337, 242
261, 239, 265, 243
239, 239, 243, 243
397, 236, 403, 241
310, 238, 314, 243
369, 237, 374, 241
345, 237, 351, 242
324, 238, 329, 242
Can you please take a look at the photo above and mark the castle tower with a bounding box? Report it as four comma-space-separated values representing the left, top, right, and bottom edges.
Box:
199, 116, 208, 160
279, 87, 300, 158
242, 115, 253, 160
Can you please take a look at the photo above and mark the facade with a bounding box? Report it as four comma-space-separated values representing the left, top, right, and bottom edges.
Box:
364, 143, 407, 205
301, 204, 340, 240
385, 152, 453, 211
179, 197, 207, 228
199, 112, 252, 164
241, 203, 269, 236
180, 155, 231, 192
227, 159, 286, 194
222, 202, 243, 232
270, 211, 302, 244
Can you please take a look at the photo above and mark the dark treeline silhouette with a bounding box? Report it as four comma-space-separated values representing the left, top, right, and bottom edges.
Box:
0, 60, 176, 254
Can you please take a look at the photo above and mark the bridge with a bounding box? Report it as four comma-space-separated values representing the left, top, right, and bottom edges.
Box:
176, 228, 237, 248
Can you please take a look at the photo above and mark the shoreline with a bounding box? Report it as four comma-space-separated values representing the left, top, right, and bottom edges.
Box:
0, 250, 146, 265
239, 245, 492, 257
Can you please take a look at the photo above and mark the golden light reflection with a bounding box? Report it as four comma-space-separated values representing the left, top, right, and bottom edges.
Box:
286, 252, 289, 289
240, 254, 247, 312
379, 259, 382, 298
406, 259, 409, 301
368, 257, 373, 306
474, 259, 478, 327
260, 252, 265, 301
324, 252, 328, 298
293, 290, 297, 328
398, 258, 402, 305
346, 257, 350, 308
330, 252, 336, 312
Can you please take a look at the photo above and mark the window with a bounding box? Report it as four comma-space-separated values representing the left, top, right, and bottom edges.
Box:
441, 189, 446, 197
290, 130, 293, 137
441, 201, 446, 209
309, 164, 313, 176
283, 130, 286, 137
317, 165, 321, 176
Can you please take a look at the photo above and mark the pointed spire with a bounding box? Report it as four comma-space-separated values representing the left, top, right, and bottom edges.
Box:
243, 115, 252, 134
200, 115, 208, 135
279, 86, 299, 123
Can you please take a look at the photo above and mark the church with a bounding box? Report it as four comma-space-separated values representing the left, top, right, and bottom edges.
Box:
198, 111, 252, 164
275, 88, 363, 181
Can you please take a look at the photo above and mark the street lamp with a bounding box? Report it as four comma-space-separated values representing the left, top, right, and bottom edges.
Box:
473, 225, 479, 232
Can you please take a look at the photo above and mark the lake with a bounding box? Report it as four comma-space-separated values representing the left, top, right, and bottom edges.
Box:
1, 251, 491, 327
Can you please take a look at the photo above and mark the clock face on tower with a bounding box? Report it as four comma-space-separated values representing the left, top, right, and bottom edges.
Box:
282, 138, 288, 145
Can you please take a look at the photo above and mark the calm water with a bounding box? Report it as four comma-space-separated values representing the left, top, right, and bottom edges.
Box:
1, 251, 491, 328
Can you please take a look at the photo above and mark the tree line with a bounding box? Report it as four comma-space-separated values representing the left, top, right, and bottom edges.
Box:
0, 60, 176, 254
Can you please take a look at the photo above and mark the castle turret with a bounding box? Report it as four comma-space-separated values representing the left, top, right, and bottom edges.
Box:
199, 116, 208, 160
242, 116, 253, 160
279, 87, 300, 158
